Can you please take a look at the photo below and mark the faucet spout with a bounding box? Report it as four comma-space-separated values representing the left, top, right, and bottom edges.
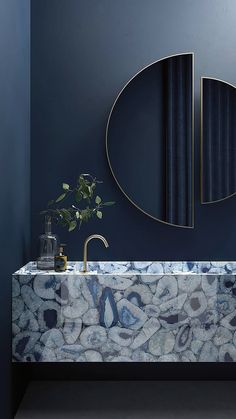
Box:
82, 234, 109, 273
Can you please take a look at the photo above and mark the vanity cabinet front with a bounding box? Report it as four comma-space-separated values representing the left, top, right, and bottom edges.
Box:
12, 262, 236, 362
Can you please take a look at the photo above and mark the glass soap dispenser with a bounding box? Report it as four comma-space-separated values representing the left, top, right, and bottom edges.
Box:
54, 244, 67, 272
37, 216, 59, 270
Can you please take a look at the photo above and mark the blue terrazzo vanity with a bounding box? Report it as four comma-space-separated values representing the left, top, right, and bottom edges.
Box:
12, 261, 236, 362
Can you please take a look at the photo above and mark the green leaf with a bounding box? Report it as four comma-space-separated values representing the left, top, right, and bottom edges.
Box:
87, 185, 93, 197
96, 210, 102, 219
75, 211, 80, 219
82, 184, 91, 199
95, 195, 101, 205
80, 173, 91, 178
78, 175, 86, 185
89, 183, 95, 198
103, 201, 115, 206
68, 220, 77, 232
55, 193, 66, 203
62, 183, 70, 190
75, 190, 82, 202
60, 208, 72, 220
81, 209, 91, 222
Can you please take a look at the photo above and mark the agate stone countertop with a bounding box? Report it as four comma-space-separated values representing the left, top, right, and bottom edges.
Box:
14, 261, 236, 276
12, 261, 236, 362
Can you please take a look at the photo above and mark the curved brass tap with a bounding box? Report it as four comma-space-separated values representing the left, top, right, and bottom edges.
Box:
82, 234, 109, 273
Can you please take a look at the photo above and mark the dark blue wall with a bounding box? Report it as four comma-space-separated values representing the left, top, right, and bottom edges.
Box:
31, 0, 236, 262
0, 0, 30, 416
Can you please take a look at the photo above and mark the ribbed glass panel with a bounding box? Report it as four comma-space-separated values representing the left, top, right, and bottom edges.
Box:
165, 54, 193, 226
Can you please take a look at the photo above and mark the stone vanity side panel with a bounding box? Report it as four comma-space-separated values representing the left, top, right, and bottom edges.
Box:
12, 273, 236, 362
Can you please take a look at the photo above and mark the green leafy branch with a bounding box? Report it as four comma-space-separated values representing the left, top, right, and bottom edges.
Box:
40, 174, 115, 231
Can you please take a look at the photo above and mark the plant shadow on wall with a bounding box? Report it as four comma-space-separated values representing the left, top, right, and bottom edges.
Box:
41, 174, 115, 232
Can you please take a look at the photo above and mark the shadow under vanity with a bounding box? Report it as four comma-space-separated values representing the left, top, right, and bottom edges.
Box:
12, 261, 236, 363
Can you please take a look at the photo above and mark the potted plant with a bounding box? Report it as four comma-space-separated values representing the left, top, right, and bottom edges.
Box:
37, 174, 115, 269
40, 173, 115, 231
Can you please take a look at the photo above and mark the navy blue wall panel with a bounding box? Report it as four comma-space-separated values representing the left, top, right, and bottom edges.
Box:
31, 0, 236, 260
0, 0, 30, 417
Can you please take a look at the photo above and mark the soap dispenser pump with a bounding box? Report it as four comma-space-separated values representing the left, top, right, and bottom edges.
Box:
54, 244, 67, 272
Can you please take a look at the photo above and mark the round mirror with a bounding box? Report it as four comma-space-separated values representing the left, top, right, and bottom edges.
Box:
106, 53, 194, 228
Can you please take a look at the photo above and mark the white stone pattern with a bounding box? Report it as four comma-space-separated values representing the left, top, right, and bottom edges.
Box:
12, 261, 236, 362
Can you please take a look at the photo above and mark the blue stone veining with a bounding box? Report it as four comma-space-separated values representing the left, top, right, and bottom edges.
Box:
99, 287, 118, 328
12, 261, 236, 362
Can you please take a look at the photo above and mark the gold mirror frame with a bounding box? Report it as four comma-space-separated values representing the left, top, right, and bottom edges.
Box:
106, 52, 195, 228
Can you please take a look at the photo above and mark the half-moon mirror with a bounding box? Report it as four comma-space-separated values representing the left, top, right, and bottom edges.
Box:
201, 77, 236, 204
106, 53, 194, 228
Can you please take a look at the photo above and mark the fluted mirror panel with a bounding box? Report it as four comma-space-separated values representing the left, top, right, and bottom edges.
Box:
106, 53, 194, 227
201, 78, 236, 203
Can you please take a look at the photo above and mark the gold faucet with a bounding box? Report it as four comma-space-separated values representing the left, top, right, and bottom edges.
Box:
82, 234, 109, 273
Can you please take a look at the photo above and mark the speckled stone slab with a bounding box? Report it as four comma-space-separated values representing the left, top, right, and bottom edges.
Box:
12, 261, 236, 362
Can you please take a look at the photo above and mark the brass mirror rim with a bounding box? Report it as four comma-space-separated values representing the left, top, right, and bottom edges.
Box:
200, 76, 236, 204
106, 52, 195, 228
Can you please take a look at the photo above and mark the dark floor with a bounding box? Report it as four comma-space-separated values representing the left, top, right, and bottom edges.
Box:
15, 380, 236, 419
